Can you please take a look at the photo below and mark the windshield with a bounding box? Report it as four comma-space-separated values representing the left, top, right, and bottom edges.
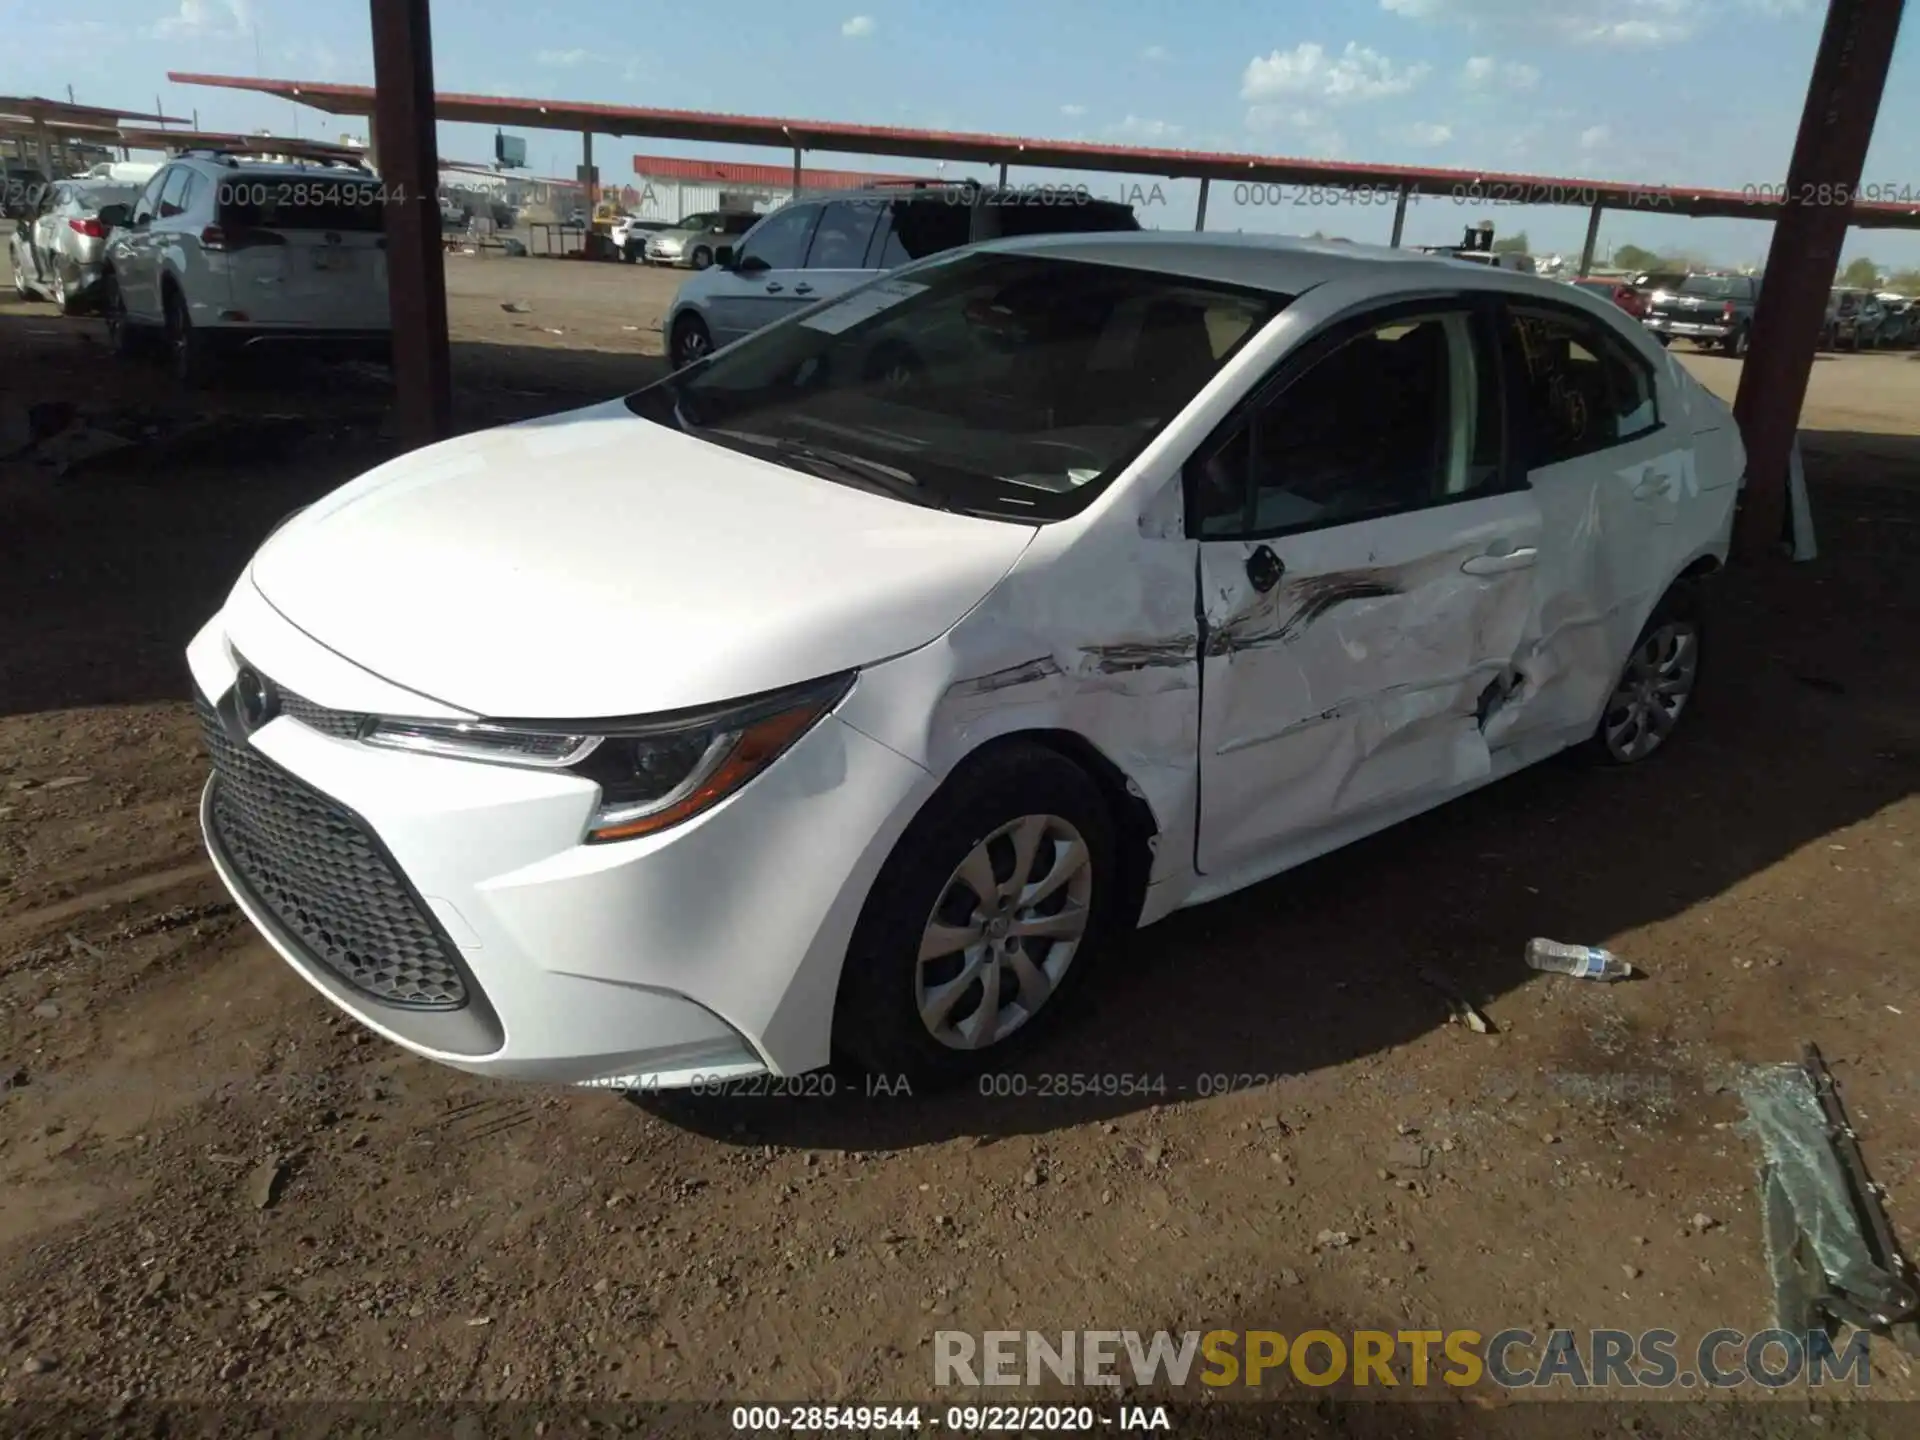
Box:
627, 251, 1286, 522
1678, 275, 1743, 298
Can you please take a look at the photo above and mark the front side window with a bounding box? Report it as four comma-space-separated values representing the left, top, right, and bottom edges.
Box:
1501, 305, 1660, 468
735, 204, 821, 270
627, 251, 1285, 522
1189, 309, 1503, 541
134, 169, 170, 224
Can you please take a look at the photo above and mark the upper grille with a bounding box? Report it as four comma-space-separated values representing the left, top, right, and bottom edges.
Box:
277, 686, 370, 740
196, 690, 470, 1010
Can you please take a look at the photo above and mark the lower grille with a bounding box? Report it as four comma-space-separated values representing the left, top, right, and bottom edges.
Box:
196, 690, 470, 1010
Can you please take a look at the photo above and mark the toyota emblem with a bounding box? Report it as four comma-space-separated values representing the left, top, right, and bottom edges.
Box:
233, 666, 279, 734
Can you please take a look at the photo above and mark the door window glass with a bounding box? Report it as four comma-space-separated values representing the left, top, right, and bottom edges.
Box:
157, 167, 192, 219
1502, 306, 1660, 466
736, 204, 821, 270
1191, 310, 1502, 539
805, 201, 883, 269
133, 170, 168, 224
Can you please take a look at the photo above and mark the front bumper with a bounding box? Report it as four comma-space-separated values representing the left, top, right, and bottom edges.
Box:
1644, 316, 1734, 341
186, 585, 936, 1088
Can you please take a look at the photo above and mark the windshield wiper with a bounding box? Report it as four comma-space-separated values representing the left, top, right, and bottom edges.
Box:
769, 440, 944, 509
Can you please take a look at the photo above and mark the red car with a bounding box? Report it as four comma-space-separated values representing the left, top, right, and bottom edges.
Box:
1571, 276, 1649, 320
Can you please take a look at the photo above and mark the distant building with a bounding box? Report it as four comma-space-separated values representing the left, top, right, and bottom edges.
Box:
627, 153, 954, 222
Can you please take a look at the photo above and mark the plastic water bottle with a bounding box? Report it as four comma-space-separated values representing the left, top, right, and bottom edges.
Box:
1525, 938, 1636, 982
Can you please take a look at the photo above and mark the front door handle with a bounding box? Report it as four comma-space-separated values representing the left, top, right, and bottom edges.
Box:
765, 281, 784, 293
793, 282, 814, 296
1461, 547, 1538, 576
1246, 544, 1285, 593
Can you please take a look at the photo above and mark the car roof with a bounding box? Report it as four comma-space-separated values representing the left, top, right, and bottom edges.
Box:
962, 228, 1589, 300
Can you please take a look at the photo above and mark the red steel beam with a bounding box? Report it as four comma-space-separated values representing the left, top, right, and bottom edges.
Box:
370, 0, 452, 446
1732, 0, 1905, 563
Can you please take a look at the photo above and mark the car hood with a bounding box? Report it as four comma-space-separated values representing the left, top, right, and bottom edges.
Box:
248, 398, 1037, 719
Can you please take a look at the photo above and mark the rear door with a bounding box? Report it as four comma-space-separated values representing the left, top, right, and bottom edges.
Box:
1193, 298, 1545, 876
792, 198, 887, 307
116, 167, 174, 321
217, 172, 391, 331
701, 202, 822, 344
1488, 299, 1692, 748
29, 184, 65, 283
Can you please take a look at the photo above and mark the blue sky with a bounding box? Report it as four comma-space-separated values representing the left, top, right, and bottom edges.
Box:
11, 0, 1920, 269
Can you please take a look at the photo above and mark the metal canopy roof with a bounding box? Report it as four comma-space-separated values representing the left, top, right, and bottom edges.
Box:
116, 128, 371, 164
0, 94, 191, 138
168, 71, 1920, 231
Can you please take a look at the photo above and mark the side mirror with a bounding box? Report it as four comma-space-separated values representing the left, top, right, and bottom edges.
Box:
734, 252, 769, 275
97, 203, 131, 230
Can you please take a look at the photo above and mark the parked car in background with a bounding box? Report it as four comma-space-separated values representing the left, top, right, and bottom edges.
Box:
610, 214, 672, 262
187, 233, 1740, 1092
1641, 272, 1758, 356
3, 160, 49, 220
1568, 275, 1648, 320
9, 177, 143, 313
1876, 294, 1918, 348
1824, 288, 1887, 351
643, 210, 761, 270
666, 182, 1141, 367
102, 150, 392, 386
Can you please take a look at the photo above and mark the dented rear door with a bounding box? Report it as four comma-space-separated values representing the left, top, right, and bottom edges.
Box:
1191, 299, 1541, 877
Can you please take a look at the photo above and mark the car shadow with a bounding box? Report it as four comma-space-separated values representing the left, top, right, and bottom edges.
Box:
638, 435, 1920, 1147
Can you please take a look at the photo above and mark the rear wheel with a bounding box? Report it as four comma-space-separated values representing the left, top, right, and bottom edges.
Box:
1725, 326, 1749, 358
50, 264, 77, 316
689, 246, 714, 271
103, 273, 140, 357
164, 285, 214, 389
1585, 585, 1703, 766
832, 742, 1120, 1089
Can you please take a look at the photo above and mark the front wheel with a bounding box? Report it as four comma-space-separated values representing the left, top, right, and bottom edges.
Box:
689, 246, 713, 271
1585, 587, 1703, 766
832, 742, 1120, 1089
164, 286, 214, 388
669, 312, 712, 370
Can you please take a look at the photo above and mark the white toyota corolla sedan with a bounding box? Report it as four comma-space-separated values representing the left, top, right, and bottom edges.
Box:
188, 231, 1741, 1091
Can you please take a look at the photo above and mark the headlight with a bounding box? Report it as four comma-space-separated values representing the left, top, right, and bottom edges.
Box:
362, 671, 854, 843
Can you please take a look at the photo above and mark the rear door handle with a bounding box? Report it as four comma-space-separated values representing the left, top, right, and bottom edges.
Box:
765, 282, 784, 293
793, 282, 814, 296
1461, 547, 1538, 576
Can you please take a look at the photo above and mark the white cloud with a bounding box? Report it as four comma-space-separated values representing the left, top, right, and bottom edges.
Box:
1460, 55, 1539, 89
1059, 103, 1087, 117
1580, 124, 1611, 149
841, 15, 876, 38
1393, 120, 1455, 146
1381, 0, 1700, 47
1142, 44, 1169, 61
1108, 114, 1183, 141
536, 48, 592, 67
1243, 42, 1430, 105
151, 0, 252, 39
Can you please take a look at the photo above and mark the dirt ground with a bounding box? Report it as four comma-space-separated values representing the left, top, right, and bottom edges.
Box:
2, 241, 1918, 1435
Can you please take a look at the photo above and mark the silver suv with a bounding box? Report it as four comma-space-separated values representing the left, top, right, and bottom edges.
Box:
103, 150, 392, 386
665, 182, 1140, 368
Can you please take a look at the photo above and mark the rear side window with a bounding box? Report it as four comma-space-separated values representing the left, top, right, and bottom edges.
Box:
975, 199, 1141, 240
869, 200, 971, 266
1501, 305, 1660, 467
218, 173, 386, 234
158, 168, 193, 219
804, 201, 883, 269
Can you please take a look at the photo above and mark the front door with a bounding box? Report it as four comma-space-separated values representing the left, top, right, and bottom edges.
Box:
1193, 300, 1543, 877
702, 202, 822, 346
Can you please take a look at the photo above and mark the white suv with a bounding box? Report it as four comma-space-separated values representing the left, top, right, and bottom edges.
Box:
103, 152, 392, 385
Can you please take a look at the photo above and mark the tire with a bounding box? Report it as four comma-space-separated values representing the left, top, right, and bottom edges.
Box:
51, 264, 77, 316
689, 246, 713, 271
103, 272, 140, 358
11, 245, 30, 299
669, 311, 712, 370
1583, 583, 1704, 767
164, 284, 214, 389
832, 742, 1121, 1089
